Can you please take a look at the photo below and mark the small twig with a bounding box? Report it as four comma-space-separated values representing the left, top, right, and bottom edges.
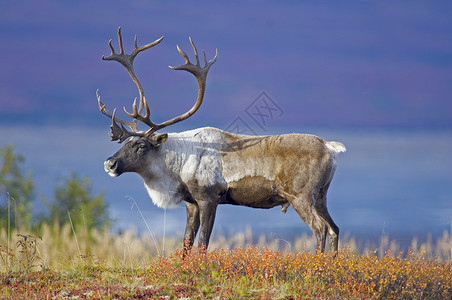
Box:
126, 195, 161, 256
67, 210, 81, 256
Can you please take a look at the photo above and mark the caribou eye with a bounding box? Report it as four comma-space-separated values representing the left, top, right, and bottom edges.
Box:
134, 142, 148, 153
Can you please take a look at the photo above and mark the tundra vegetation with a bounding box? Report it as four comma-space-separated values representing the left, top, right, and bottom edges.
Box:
2, 27, 452, 297
1, 145, 451, 298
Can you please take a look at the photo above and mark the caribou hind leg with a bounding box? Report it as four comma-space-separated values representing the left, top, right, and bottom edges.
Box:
314, 188, 339, 252
283, 191, 328, 252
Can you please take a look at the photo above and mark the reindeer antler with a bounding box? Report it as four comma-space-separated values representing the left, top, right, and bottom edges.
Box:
149, 37, 218, 134
97, 27, 217, 143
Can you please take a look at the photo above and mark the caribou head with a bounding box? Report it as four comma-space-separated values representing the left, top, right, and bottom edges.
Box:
103, 133, 168, 177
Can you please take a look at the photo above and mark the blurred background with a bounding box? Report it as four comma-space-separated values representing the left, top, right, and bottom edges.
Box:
1, 1, 451, 246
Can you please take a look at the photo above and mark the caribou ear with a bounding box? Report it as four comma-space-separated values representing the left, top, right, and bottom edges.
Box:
149, 133, 168, 147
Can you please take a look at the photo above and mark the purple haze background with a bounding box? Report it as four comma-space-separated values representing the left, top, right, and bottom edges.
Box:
1, 1, 451, 128
1, 1, 451, 244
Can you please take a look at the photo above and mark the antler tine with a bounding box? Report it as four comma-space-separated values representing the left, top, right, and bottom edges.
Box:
210, 48, 218, 65
110, 108, 139, 143
176, 45, 191, 65
207, 48, 218, 68
96, 90, 138, 131
107, 39, 116, 56
123, 96, 155, 128
118, 27, 125, 54
189, 37, 200, 66
133, 34, 164, 58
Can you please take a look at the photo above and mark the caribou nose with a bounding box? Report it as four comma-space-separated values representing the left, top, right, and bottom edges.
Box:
104, 158, 119, 177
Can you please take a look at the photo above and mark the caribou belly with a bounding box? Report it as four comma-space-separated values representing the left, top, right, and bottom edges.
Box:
224, 175, 287, 208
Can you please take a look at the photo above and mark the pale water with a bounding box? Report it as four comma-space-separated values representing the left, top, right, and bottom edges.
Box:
2, 126, 451, 245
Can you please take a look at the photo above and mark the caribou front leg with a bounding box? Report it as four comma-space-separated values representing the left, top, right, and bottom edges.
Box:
183, 201, 200, 256
196, 200, 218, 250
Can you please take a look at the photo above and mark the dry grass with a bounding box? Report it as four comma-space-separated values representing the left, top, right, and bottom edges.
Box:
0, 223, 451, 298
1, 223, 451, 272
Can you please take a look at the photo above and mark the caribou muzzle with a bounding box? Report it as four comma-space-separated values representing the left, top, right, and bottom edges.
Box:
104, 158, 122, 177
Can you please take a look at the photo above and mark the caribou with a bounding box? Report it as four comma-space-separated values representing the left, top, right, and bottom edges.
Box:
97, 28, 346, 253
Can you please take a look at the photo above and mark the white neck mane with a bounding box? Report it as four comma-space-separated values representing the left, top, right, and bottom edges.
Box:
141, 127, 226, 209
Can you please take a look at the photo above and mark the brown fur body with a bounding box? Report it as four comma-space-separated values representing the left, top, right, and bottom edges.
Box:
104, 127, 346, 253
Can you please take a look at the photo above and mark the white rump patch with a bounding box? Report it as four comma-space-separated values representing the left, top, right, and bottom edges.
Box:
326, 141, 347, 153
